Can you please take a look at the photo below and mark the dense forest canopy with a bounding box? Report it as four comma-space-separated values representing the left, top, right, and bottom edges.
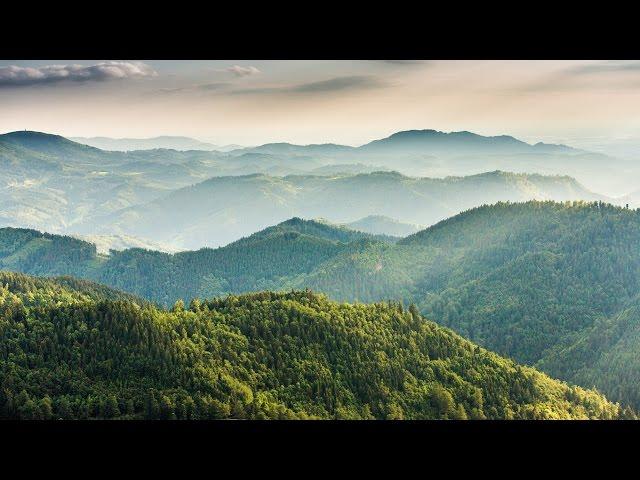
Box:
298, 201, 640, 409
0, 271, 628, 420
3, 201, 640, 410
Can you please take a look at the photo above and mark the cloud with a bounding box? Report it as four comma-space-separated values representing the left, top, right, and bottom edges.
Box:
0, 61, 157, 87
232, 75, 388, 96
225, 65, 261, 77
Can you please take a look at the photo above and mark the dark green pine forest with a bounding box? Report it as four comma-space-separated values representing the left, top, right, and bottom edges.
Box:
0, 271, 627, 420
3, 201, 640, 412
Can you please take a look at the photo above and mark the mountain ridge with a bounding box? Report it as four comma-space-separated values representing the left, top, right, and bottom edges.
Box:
228, 129, 582, 156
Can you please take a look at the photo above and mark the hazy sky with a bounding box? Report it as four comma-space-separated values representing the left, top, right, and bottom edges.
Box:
2, 60, 640, 148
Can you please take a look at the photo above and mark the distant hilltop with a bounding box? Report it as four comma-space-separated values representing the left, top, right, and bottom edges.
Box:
70, 135, 242, 152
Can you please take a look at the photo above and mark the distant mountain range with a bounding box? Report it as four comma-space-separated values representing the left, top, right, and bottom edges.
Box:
234, 129, 579, 156
233, 142, 354, 156
71, 135, 242, 152
0, 131, 287, 235
0, 128, 635, 250
231, 129, 636, 195
76, 170, 606, 249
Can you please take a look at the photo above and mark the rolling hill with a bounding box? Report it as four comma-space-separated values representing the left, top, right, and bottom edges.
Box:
0, 270, 627, 420
0, 131, 321, 237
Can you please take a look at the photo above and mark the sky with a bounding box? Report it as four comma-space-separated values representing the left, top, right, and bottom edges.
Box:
2, 60, 640, 148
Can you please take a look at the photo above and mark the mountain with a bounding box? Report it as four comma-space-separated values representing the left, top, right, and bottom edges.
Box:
402, 201, 640, 362
236, 130, 581, 157
232, 129, 636, 196
1, 130, 633, 245
357, 130, 638, 195
0, 132, 173, 232
0, 131, 256, 235
346, 215, 423, 237
238, 217, 394, 245
70, 136, 228, 152
81, 170, 605, 249
0, 270, 626, 420
359, 129, 574, 155
274, 201, 640, 408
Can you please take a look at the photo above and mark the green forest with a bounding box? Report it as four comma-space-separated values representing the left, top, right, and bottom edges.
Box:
0, 271, 628, 420
4, 201, 640, 411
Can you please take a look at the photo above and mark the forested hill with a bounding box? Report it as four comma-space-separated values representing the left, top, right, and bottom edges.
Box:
0, 270, 149, 306
406, 200, 640, 361
0, 131, 105, 159
404, 201, 640, 408
538, 293, 640, 409
0, 271, 628, 420
6, 202, 640, 409
0, 218, 392, 305
232, 216, 396, 245
235, 201, 640, 410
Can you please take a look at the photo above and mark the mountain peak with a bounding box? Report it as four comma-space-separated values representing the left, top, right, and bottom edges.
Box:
360, 129, 540, 154
388, 129, 441, 138
2, 130, 68, 142
0, 130, 96, 154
